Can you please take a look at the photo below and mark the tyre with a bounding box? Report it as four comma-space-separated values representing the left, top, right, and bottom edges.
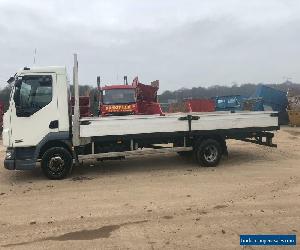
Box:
41, 147, 73, 179
194, 139, 222, 167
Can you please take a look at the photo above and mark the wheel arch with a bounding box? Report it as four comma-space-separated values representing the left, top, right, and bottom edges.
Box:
38, 140, 72, 159
34, 132, 72, 159
193, 134, 227, 154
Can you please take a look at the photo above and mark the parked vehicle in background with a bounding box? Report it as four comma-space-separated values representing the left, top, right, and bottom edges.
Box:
213, 95, 245, 112
99, 76, 163, 116
212, 86, 288, 123
71, 96, 91, 117
169, 99, 215, 113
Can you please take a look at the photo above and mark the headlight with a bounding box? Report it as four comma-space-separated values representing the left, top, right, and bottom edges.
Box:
5, 150, 13, 159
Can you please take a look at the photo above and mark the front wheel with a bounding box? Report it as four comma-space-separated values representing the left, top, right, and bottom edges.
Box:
194, 139, 222, 167
41, 147, 73, 179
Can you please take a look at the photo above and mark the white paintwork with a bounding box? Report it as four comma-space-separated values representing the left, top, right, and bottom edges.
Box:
72, 54, 81, 146
80, 111, 278, 138
191, 111, 277, 131
3, 67, 70, 147
16, 66, 67, 75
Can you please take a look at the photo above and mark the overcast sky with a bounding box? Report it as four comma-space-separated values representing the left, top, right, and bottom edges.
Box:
0, 0, 299, 91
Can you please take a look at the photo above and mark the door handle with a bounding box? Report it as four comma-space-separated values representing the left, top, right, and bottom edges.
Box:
49, 120, 59, 129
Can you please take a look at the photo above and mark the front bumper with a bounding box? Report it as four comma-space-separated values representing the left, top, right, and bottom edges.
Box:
4, 159, 15, 170
4, 147, 36, 170
4, 159, 36, 170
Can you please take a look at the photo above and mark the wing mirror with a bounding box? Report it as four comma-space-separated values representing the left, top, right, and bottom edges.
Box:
13, 80, 21, 106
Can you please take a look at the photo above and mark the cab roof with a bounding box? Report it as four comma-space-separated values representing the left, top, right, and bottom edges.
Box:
17, 66, 67, 75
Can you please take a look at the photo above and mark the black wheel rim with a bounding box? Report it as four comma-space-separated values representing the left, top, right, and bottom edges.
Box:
203, 145, 218, 163
48, 154, 65, 175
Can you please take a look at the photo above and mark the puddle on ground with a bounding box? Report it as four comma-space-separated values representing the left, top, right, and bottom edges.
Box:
162, 215, 173, 219
2, 220, 148, 248
47, 224, 121, 241
213, 205, 228, 209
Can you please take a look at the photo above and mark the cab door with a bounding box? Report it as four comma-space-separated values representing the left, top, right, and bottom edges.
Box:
10, 73, 59, 147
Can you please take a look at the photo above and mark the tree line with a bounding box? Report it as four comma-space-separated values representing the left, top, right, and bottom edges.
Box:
1, 81, 299, 113
158, 81, 300, 104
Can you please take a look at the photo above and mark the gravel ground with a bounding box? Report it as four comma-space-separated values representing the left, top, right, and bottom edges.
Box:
0, 126, 299, 249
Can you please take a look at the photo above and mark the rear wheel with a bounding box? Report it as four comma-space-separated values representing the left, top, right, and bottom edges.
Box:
41, 147, 73, 179
194, 139, 222, 167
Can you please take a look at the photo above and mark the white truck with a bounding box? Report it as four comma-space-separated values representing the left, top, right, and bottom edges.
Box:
3, 54, 279, 179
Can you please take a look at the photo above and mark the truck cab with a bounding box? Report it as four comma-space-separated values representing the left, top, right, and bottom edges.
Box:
3, 66, 71, 171
99, 77, 163, 116
100, 85, 138, 116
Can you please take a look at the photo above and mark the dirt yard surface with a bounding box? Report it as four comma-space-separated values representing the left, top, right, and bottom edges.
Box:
0, 127, 299, 249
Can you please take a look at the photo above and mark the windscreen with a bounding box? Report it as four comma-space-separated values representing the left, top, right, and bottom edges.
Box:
102, 88, 135, 105
13, 75, 52, 117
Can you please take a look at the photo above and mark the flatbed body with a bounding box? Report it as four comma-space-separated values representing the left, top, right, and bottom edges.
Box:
80, 111, 278, 138
76, 110, 279, 162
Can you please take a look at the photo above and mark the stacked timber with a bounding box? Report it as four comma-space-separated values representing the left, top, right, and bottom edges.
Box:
287, 95, 300, 127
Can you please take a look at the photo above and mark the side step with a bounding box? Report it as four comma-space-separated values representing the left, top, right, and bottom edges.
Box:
78, 146, 193, 161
